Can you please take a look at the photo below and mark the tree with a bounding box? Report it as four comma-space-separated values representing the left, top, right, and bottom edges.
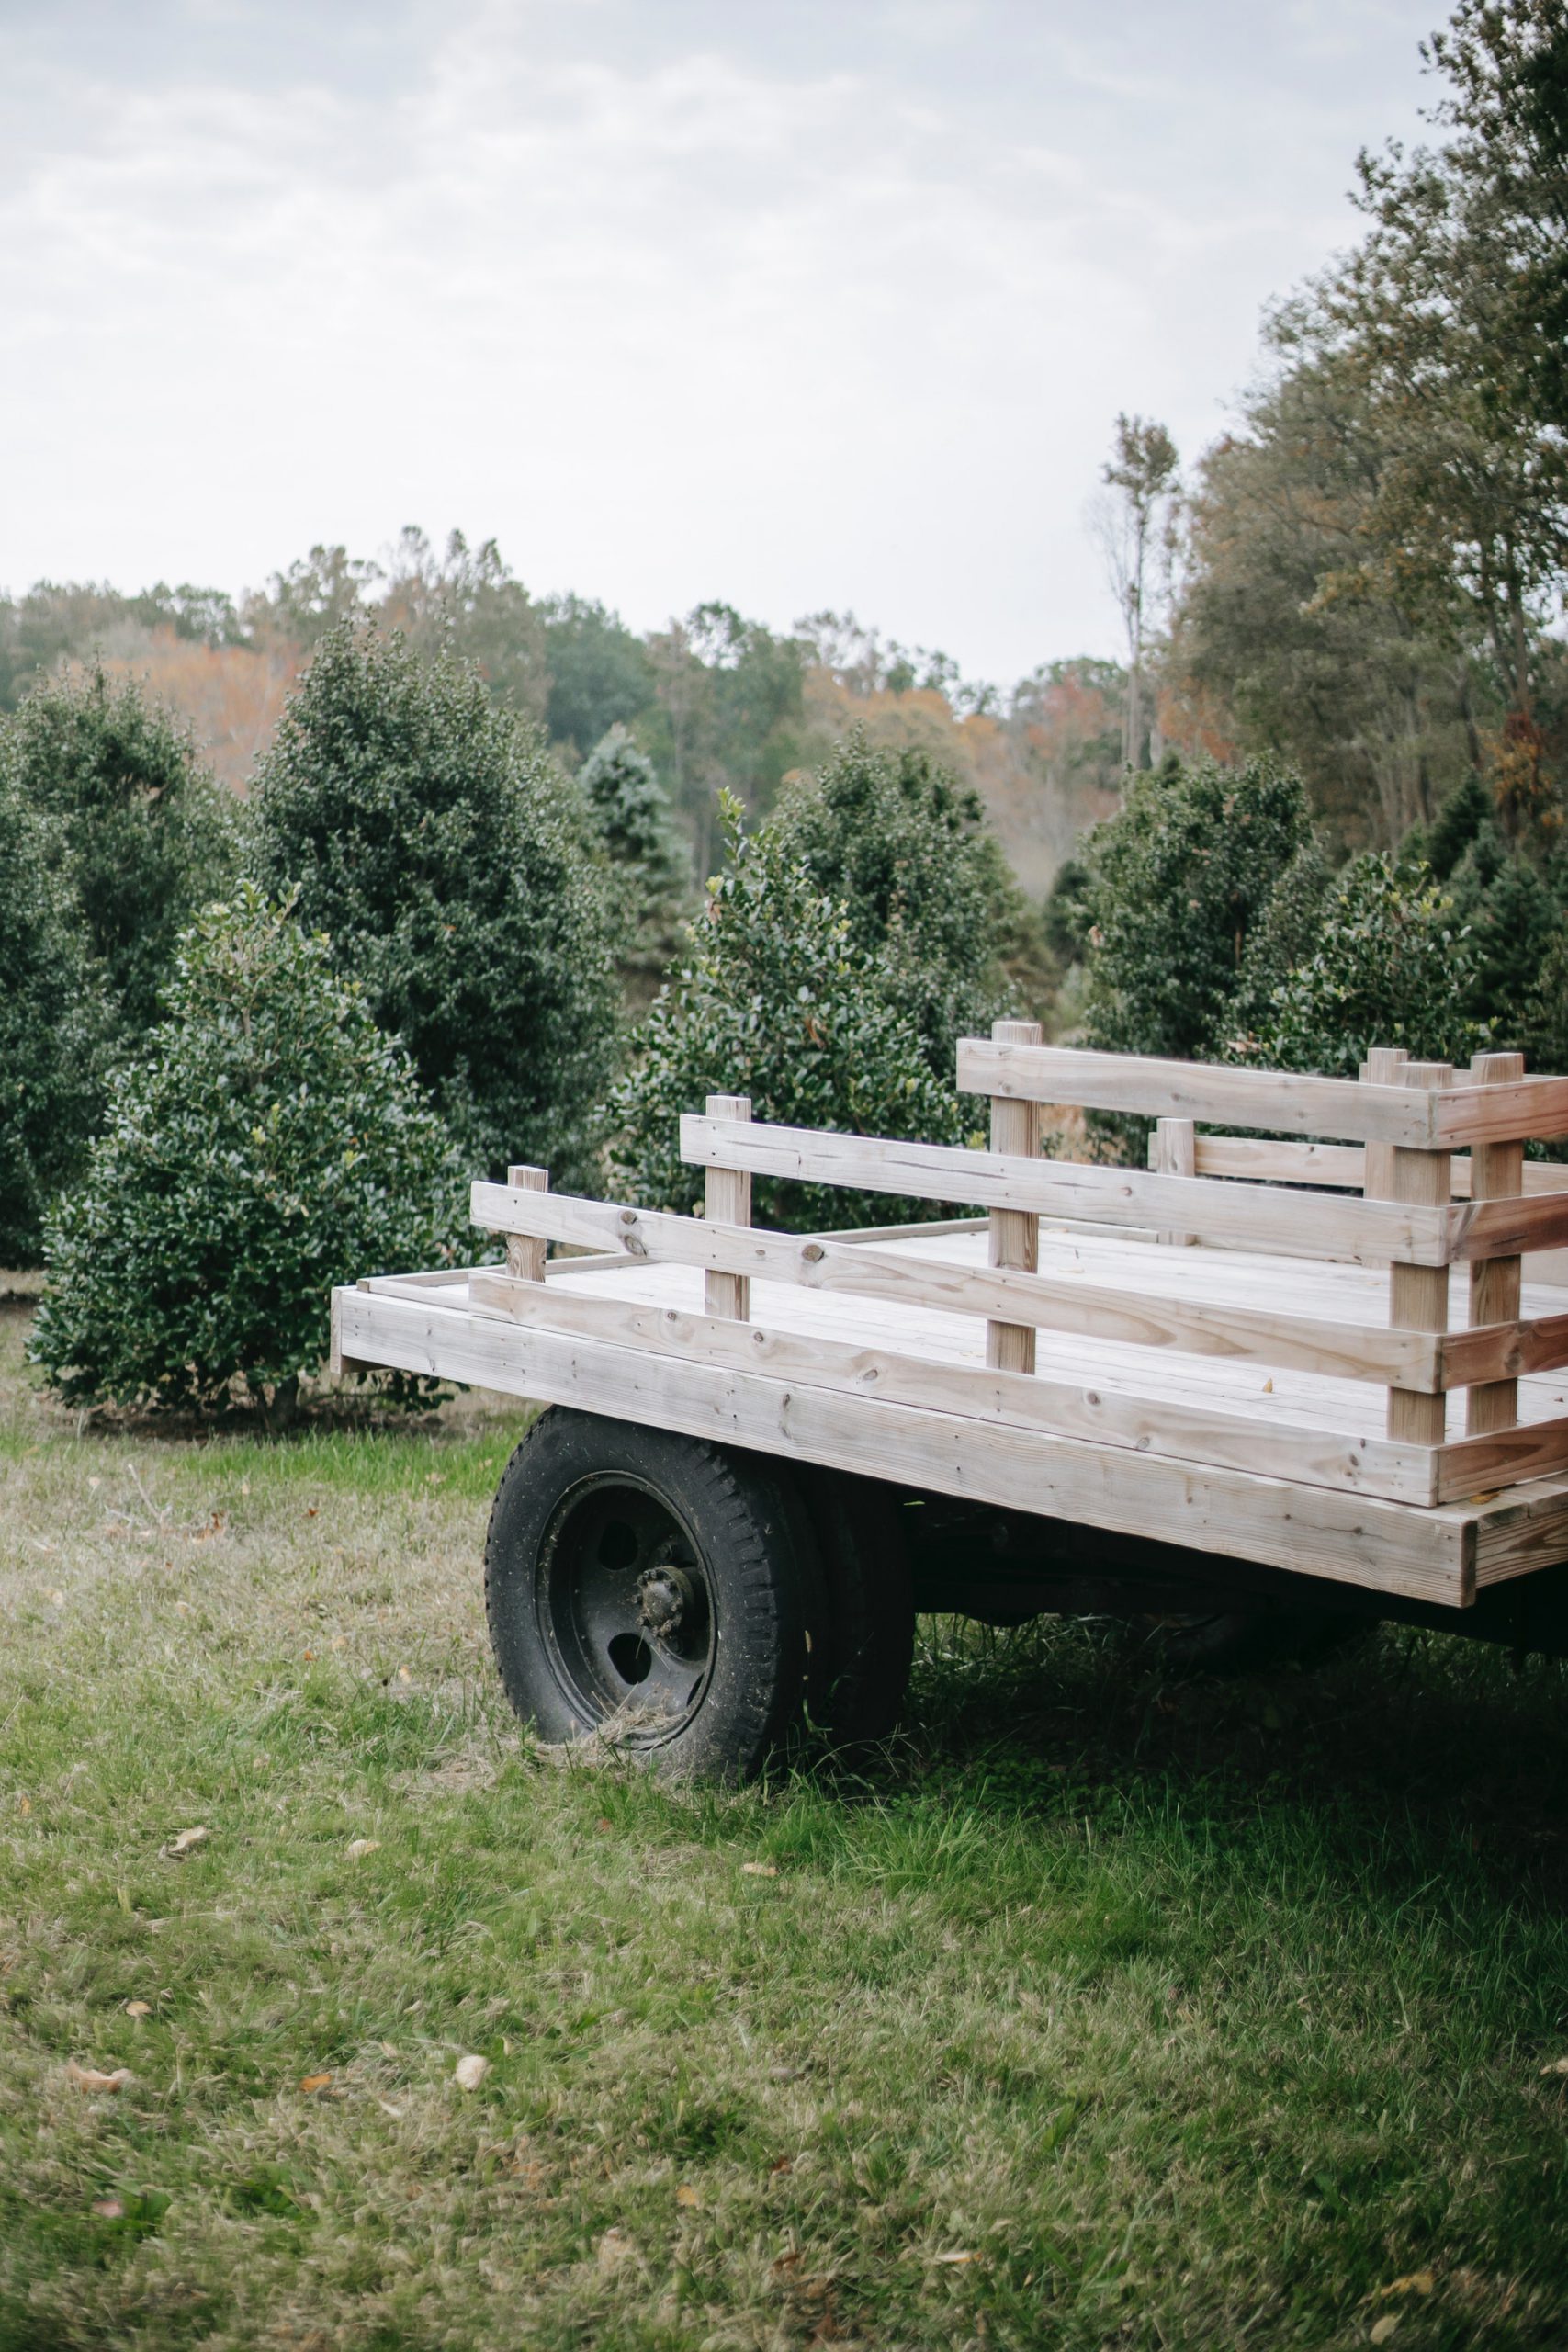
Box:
769, 731, 1017, 1083
254, 621, 618, 1187
539, 594, 657, 759
611, 795, 972, 1231
0, 662, 238, 1043
1235, 852, 1488, 1076
0, 785, 106, 1265
1175, 355, 1483, 843
1089, 415, 1180, 771
1077, 754, 1312, 1061
579, 724, 689, 1003
242, 544, 379, 649
30, 888, 466, 1417
378, 527, 548, 722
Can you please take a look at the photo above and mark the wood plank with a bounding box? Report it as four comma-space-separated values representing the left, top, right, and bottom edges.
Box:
1472, 1473, 1568, 1586
1434, 1416, 1568, 1505
506, 1165, 547, 1284
1188, 1134, 1568, 1200
678, 1114, 1455, 1264
471, 1182, 1460, 1385
958, 1038, 1568, 1148
1387, 1061, 1452, 1445
467, 1268, 1451, 1504
1154, 1116, 1197, 1246
704, 1094, 751, 1321
1467, 1051, 1526, 1436
332, 1284, 1476, 1604
987, 1019, 1041, 1373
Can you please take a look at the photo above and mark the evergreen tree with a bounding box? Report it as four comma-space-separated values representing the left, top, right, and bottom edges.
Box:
1, 662, 237, 1043
31, 888, 466, 1415
0, 785, 106, 1264
254, 622, 618, 1186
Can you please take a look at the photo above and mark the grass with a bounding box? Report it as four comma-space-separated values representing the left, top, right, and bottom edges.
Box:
5, 1298, 1568, 2348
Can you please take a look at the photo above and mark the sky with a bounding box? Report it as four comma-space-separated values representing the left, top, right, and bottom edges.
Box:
0, 0, 1446, 684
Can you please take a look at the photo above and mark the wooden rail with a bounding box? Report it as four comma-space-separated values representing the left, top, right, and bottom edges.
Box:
469, 1182, 1568, 1395
958, 1039, 1568, 1148
676, 1114, 1568, 1266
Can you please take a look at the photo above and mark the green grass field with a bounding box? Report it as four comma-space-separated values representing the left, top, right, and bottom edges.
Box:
5, 1291, 1568, 2350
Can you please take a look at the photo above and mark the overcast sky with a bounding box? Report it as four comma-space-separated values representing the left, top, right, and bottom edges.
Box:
1, 0, 1444, 683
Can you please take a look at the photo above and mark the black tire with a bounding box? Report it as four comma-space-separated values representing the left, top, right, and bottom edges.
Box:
1136, 1605, 1366, 1676
795, 1468, 915, 1744
485, 1408, 827, 1781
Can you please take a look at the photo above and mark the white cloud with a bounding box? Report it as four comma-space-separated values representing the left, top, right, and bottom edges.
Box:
0, 0, 1438, 679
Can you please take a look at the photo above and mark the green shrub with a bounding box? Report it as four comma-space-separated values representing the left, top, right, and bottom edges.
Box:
579, 723, 688, 1001
1077, 754, 1311, 1059
254, 622, 618, 1187
1234, 853, 1489, 1077
610, 795, 972, 1230
30, 887, 467, 1415
771, 732, 1016, 1077
1, 662, 237, 1043
0, 786, 106, 1264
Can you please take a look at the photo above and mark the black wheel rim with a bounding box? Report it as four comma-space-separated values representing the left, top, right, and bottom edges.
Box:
536, 1474, 716, 1743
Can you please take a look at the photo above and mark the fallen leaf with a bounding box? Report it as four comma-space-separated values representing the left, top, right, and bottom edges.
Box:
164, 1826, 209, 1858
1375, 2274, 1434, 2300
1262, 1377, 1274, 1394
595, 1817, 613, 1833
91, 2196, 124, 2219
305, 1505, 318, 1518
740, 1862, 778, 1878
378, 2099, 404, 2119
1370, 2318, 1401, 2346
455, 2053, 489, 2090
346, 1838, 381, 1860
302, 1648, 316, 1662
675, 2183, 700, 2208
933, 2250, 977, 2265
125, 2001, 151, 2018
17, 1796, 29, 1818
1540, 2056, 1568, 2075
397, 1666, 412, 1685
597, 2227, 634, 2270
769, 2156, 794, 2176
299, 2072, 333, 2095
379, 2040, 399, 2058
67, 2063, 131, 2094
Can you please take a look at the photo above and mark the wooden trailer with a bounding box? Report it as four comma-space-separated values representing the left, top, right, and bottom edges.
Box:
333, 1033, 1568, 1777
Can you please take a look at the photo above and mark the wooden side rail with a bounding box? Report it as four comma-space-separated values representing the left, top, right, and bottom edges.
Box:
958, 1039, 1568, 1148
676, 1114, 1568, 1268
1150, 1134, 1568, 1199
469, 1182, 1568, 1394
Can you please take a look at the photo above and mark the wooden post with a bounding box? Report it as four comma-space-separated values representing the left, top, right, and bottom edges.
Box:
1466, 1048, 1526, 1436
704, 1095, 751, 1321
987, 1019, 1042, 1374
506, 1166, 548, 1283
1360, 1045, 1408, 1204
1154, 1115, 1196, 1247
1385, 1060, 1452, 1445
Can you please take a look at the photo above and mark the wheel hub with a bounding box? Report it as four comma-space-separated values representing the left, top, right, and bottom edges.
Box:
637, 1564, 690, 1638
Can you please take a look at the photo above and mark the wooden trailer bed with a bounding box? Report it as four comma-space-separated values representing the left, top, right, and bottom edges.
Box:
333, 1035, 1568, 1616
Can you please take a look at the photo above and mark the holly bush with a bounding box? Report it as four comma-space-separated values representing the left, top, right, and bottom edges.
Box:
610, 795, 973, 1231
2, 661, 237, 1046
1233, 852, 1490, 1077
771, 732, 1017, 1079
254, 622, 618, 1187
31, 887, 468, 1415
1077, 754, 1312, 1060
0, 784, 106, 1264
